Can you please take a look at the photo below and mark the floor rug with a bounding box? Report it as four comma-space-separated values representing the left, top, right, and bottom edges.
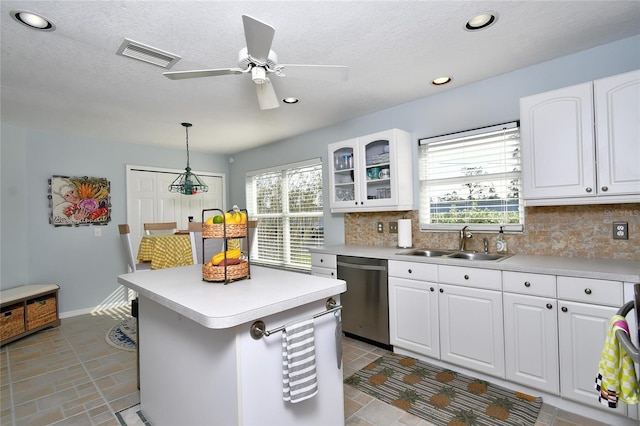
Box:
345, 353, 542, 426
115, 404, 150, 426
106, 317, 137, 351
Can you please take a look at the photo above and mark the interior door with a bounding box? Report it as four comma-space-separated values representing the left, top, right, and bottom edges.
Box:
127, 167, 225, 257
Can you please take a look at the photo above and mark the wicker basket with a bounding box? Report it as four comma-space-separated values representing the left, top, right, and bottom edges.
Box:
26, 295, 57, 330
1, 304, 25, 340
202, 260, 249, 282
202, 222, 247, 238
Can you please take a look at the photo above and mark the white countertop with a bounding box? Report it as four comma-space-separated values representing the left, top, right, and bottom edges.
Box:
310, 244, 640, 282
118, 265, 346, 329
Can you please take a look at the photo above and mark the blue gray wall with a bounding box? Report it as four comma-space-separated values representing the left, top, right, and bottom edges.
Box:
1, 35, 638, 314
228, 35, 640, 246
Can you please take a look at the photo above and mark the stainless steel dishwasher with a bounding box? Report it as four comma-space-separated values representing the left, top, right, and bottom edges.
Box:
337, 255, 390, 348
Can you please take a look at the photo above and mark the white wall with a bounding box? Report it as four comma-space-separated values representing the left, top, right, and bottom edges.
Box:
0, 126, 230, 313
228, 35, 640, 245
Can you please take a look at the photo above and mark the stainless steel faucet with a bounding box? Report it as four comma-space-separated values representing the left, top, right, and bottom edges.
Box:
459, 226, 472, 251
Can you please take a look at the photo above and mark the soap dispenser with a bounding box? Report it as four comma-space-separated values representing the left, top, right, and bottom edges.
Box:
497, 226, 507, 253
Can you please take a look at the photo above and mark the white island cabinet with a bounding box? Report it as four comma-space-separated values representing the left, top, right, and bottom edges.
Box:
118, 265, 346, 426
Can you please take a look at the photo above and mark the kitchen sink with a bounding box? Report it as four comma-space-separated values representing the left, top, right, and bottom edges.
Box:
397, 248, 512, 261
445, 252, 512, 261
396, 249, 456, 257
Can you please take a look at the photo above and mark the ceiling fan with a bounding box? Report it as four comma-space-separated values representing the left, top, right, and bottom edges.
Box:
163, 15, 349, 110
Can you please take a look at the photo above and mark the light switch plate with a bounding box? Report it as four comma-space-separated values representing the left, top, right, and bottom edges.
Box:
613, 222, 628, 240
389, 222, 398, 233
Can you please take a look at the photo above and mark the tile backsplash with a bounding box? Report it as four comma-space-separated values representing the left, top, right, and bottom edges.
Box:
344, 203, 640, 261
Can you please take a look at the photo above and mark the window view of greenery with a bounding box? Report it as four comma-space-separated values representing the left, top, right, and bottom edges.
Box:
418, 123, 523, 228
246, 161, 323, 270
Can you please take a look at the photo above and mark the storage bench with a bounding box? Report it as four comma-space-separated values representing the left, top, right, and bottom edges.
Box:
1, 284, 61, 346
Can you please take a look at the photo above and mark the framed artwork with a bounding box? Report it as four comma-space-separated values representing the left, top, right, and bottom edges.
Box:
48, 176, 111, 226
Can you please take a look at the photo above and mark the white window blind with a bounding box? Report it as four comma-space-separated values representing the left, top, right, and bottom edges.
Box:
418, 122, 523, 231
246, 159, 324, 271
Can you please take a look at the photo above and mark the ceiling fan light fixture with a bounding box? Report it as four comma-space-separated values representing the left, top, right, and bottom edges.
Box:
10, 10, 55, 31
465, 12, 497, 31
431, 76, 452, 86
168, 123, 209, 195
251, 66, 268, 84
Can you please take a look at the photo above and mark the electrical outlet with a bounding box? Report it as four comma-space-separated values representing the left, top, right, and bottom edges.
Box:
94, 227, 102, 237
389, 222, 398, 233
613, 222, 628, 240
377, 222, 384, 233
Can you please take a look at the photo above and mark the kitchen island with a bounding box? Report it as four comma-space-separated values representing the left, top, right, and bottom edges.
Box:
118, 264, 346, 426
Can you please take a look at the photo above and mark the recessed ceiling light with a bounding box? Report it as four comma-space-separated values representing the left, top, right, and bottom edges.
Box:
10, 10, 55, 31
465, 12, 497, 31
431, 76, 452, 86
282, 97, 299, 104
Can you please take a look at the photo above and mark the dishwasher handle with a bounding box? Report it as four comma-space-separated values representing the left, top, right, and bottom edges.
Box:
337, 261, 387, 272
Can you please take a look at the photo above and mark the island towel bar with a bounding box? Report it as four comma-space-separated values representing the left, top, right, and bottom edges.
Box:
250, 298, 341, 340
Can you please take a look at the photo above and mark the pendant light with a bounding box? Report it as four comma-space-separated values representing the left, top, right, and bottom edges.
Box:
168, 123, 209, 195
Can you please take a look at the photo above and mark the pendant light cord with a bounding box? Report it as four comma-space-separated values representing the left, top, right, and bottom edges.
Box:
185, 125, 190, 169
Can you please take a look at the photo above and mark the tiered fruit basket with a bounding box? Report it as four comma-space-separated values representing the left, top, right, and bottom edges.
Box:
201, 207, 250, 284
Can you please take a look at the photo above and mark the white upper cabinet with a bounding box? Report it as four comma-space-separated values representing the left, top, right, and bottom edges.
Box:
328, 129, 414, 212
520, 70, 640, 205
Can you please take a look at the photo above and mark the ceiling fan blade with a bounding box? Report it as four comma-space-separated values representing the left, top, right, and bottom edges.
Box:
163, 68, 244, 80
255, 79, 279, 110
276, 65, 349, 81
242, 15, 275, 65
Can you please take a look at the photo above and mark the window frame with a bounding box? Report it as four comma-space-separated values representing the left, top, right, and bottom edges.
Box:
246, 158, 324, 271
417, 121, 524, 233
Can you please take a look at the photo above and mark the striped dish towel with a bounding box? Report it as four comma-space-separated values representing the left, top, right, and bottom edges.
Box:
282, 318, 318, 403
595, 315, 639, 408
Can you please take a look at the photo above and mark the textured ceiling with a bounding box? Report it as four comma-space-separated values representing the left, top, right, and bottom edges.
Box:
1, 1, 639, 154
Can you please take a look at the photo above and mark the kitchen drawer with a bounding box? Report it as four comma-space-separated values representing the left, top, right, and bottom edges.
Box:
311, 253, 336, 269
389, 260, 438, 281
438, 265, 501, 290
556, 276, 622, 306
503, 271, 556, 297
311, 266, 336, 279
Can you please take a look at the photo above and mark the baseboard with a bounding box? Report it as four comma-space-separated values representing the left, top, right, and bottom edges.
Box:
59, 300, 132, 319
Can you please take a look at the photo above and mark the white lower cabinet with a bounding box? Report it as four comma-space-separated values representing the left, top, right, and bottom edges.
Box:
503, 271, 559, 394
310, 253, 336, 279
503, 293, 559, 393
439, 283, 505, 378
557, 274, 627, 417
388, 261, 439, 357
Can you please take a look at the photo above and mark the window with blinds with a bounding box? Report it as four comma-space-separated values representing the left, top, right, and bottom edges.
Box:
246, 158, 324, 271
418, 122, 523, 231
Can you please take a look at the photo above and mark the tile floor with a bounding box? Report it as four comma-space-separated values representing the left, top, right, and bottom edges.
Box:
1, 307, 611, 425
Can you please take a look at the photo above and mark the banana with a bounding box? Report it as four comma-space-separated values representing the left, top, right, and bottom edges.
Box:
211, 249, 242, 266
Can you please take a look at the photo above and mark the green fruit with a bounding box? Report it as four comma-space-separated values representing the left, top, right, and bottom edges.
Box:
213, 215, 224, 224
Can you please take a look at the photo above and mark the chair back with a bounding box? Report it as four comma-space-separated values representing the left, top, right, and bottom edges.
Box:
189, 228, 224, 264
119, 224, 151, 273
143, 222, 178, 235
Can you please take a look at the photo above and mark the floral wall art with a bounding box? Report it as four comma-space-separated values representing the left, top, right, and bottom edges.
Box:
49, 176, 111, 226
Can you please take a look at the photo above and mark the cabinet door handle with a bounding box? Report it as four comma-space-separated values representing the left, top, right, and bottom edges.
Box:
464, 274, 469, 280
430, 287, 435, 292
561, 306, 568, 312
601, 186, 608, 192
546, 303, 553, 310
586, 187, 592, 193
524, 281, 531, 287
320, 259, 323, 263
330, 272, 334, 277
584, 288, 592, 295
439, 288, 444, 293
407, 269, 412, 274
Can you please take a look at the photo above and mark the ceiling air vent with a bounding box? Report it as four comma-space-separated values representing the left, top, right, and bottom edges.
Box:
116, 38, 181, 69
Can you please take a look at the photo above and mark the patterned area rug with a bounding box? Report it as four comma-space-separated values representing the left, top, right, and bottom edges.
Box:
105, 317, 137, 351
345, 353, 542, 426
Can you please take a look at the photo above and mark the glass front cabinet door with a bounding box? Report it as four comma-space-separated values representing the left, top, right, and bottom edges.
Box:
328, 129, 413, 213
